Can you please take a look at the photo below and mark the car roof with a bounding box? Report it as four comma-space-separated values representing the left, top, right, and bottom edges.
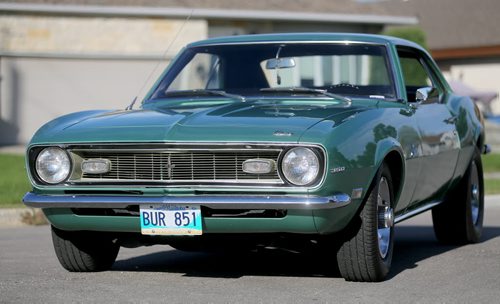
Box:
187, 32, 425, 51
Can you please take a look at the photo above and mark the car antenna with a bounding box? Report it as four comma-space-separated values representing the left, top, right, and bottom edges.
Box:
126, 9, 194, 110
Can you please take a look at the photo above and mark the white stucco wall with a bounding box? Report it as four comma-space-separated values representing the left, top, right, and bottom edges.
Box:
0, 14, 208, 145
0, 57, 171, 144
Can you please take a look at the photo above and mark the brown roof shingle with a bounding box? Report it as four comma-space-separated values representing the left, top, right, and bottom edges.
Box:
379, 0, 500, 50
0, 0, 401, 16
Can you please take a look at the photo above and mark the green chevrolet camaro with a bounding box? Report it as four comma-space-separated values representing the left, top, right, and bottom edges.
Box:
23, 33, 489, 281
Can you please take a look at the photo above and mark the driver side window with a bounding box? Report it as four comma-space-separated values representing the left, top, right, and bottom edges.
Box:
398, 49, 438, 103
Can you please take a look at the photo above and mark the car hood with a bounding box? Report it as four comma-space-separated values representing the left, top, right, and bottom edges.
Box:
35, 99, 369, 144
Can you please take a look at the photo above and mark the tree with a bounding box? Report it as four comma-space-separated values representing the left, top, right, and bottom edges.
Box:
383, 27, 430, 87
382, 26, 428, 50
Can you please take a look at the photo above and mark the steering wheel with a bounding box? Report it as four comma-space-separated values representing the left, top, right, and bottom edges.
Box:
330, 83, 360, 90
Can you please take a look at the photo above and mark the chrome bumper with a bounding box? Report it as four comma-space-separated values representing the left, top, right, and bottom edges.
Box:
23, 192, 351, 210
483, 144, 491, 155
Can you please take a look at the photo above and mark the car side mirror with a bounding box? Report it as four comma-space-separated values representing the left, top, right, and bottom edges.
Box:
415, 87, 439, 104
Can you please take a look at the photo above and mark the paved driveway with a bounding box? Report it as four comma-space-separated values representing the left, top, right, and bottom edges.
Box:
1, 197, 500, 303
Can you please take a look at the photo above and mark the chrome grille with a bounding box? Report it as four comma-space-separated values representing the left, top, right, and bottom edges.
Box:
72, 150, 282, 184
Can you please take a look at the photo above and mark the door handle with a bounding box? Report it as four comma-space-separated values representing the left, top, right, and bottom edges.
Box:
444, 116, 458, 124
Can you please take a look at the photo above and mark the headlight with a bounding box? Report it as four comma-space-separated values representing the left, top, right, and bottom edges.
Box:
281, 147, 320, 186
35, 147, 71, 184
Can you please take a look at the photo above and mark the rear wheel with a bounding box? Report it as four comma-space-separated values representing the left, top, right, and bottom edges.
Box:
432, 149, 484, 244
336, 163, 395, 282
51, 226, 120, 272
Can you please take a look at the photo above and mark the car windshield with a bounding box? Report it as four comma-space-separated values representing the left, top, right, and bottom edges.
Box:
147, 43, 396, 102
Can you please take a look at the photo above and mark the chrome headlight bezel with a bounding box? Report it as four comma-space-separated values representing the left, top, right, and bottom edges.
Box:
34, 147, 72, 184
280, 147, 322, 186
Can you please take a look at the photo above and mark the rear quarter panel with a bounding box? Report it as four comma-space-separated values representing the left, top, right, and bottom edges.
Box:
447, 94, 484, 183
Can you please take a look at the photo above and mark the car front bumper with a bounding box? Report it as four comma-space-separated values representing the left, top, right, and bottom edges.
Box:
23, 192, 358, 235
23, 192, 351, 210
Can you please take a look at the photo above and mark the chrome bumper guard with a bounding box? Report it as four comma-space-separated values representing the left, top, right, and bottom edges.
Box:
483, 144, 491, 155
23, 192, 351, 210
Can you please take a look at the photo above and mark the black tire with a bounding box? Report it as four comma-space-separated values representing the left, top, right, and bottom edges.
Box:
51, 226, 120, 272
336, 163, 395, 282
432, 149, 484, 244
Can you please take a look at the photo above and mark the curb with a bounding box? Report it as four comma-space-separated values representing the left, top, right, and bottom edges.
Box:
485, 172, 500, 179
0, 208, 29, 227
0, 207, 48, 227
486, 194, 500, 205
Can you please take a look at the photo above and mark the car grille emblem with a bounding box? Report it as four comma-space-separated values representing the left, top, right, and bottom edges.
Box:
164, 159, 176, 178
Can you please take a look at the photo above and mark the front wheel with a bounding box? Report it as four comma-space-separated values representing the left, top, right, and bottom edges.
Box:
51, 226, 120, 272
432, 149, 484, 244
336, 163, 395, 282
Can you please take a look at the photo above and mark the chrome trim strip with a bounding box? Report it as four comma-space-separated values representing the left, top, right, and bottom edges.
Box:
73, 179, 283, 184
70, 148, 283, 153
22, 192, 350, 210
191, 41, 387, 47
28, 142, 325, 150
394, 201, 442, 224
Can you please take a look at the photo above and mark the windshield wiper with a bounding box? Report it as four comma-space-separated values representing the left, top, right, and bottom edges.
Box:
260, 87, 351, 105
164, 89, 246, 102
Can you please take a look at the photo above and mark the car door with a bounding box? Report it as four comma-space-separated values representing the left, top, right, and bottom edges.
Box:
398, 47, 460, 207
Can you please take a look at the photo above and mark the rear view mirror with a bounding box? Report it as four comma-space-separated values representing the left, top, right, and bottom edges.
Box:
265, 57, 296, 70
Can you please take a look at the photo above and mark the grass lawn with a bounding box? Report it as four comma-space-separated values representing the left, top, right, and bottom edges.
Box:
0, 152, 498, 209
0, 154, 30, 208
485, 178, 500, 195
483, 153, 500, 194
482, 152, 500, 173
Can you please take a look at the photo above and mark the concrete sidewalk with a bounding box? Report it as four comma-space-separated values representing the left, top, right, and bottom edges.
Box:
2, 195, 500, 228
0, 145, 25, 155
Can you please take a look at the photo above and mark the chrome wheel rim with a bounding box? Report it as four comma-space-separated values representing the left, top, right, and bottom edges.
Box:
470, 161, 480, 225
377, 177, 393, 259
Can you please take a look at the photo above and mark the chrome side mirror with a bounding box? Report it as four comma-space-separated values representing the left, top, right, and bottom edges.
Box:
415, 87, 438, 104
416, 87, 431, 103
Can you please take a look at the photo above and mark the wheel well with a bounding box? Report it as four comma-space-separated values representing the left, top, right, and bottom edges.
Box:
383, 151, 403, 202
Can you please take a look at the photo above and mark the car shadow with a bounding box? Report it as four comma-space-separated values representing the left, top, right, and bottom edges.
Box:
112, 226, 500, 280
112, 246, 336, 279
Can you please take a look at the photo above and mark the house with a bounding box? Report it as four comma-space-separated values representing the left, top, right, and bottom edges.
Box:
0, 0, 418, 145
378, 0, 500, 114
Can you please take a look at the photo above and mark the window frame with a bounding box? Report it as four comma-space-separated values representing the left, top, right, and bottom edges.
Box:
396, 46, 445, 104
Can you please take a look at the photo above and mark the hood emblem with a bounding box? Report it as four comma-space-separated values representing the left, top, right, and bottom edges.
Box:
273, 131, 293, 137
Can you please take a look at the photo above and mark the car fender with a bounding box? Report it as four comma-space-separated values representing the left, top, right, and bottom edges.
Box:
373, 137, 406, 207
29, 109, 114, 145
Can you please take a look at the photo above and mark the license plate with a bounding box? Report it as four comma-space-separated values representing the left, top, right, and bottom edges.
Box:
140, 204, 202, 235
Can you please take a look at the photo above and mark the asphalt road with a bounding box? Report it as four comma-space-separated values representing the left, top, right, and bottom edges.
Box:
2, 198, 500, 303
